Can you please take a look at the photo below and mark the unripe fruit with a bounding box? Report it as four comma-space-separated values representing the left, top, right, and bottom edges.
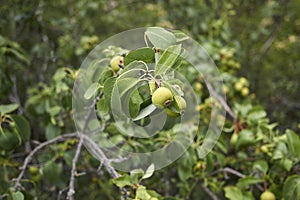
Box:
165, 108, 179, 117
241, 87, 249, 96
234, 82, 243, 91
110, 56, 124, 72
239, 77, 247, 85
260, 145, 269, 153
151, 87, 173, 108
165, 96, 187, 117
194, 83, 202, 92
230, 133, 238, 146
29, 166, 39, 174
260, 190, 276, 200
175, 96, 187, 109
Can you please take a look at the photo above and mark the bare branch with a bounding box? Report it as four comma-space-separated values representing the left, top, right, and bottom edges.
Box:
81, 135, 128, 198
66, 139, 84, 200
13, 133, 78, 191
206, 81, 236, 120
222, 167, 245, 178
200, 184, 219, 200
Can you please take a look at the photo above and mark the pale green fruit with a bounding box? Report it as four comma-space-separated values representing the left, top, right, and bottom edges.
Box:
230, 133, 238, 146
165, 108, 180, 117
152, 87, 173, 108
241, 87, 249, 96
194, 82, 202, 92
175, 95, 187, 110
239, 77, 248, 85
260, 145, 269, 153
234, 82, 243, 91
165, 96, 187, 117
260, 190, 276, 200
29, 166, 39, 174
110, 56, 124, 72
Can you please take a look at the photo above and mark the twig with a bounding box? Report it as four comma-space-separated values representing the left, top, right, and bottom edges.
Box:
199, 184, 219, 200
206, 81, 236, 120
81, 135, 128, 199
222, 167, 245, 178
211, 167, 264, 192
66, 139, 84, 200
13, 132, 78, 191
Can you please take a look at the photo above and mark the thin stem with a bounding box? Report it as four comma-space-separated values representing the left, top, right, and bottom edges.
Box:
199, 184, 219, 200
206, 81, 236, 120
66, 139, 84, 200
13, 133, 78, 191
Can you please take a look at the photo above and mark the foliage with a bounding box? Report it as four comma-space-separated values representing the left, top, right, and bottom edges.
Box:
0, 1, 299, 200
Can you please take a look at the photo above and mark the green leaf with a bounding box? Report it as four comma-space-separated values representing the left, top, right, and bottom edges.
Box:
120, 60, 147, 75
0, 129, 20, 151
132, 104, 156, 121
136, 185, 151, 200
281, 158, 293, 171
145, 27, 176, 50
142, 163, 155, 180
112, 174, 133, 188
129, 89, 143, 118
130, 168, 144, 184
98, 68, 114, 85
286, 129, 300, 158
11, 191, 24, 200
247, 108, 266, 123
124, 47, 155, 65
41, 161, 63, 183
224, 186, 243, 200
96, 98, 109, 117
237, 176, 263, 189
0, 104, 19, 115
155, 44, 182, 76
283, 175, 300, 200
5, 47, 29, 64
11, 115, 31, 142
45, 123, 61, 140
116, 77, 141, 97
253, 160, 268, 175
53, 68, 67, 82
103, 77, 117, 108
177, 149, 193, 181
236, 129, 255, 148
84, 82, 101, 99
173, 30, 190, 42
272, 142, 288, 160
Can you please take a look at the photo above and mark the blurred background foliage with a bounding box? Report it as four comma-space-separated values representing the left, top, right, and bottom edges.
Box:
0, 0, 299, 199
1, 0, 299, 130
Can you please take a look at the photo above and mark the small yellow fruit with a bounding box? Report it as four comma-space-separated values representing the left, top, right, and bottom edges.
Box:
152, 87, 173, 108
260, 190, 276, 200
194, 83, 202, 92
241, 87, 249, 96
234, 82, 243, 91
230, 133, 238, 146
165, 108, 180, 117
175, 96, 187, 110
29, 166, 39, 174
110, 56, 124, 72
239, 77, 248, 85
223, 85, 229, 93
260, 145, 269, 153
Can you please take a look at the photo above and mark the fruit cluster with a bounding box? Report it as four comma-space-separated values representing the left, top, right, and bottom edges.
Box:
151, 86, 186, 117
234, 77, 249, 96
